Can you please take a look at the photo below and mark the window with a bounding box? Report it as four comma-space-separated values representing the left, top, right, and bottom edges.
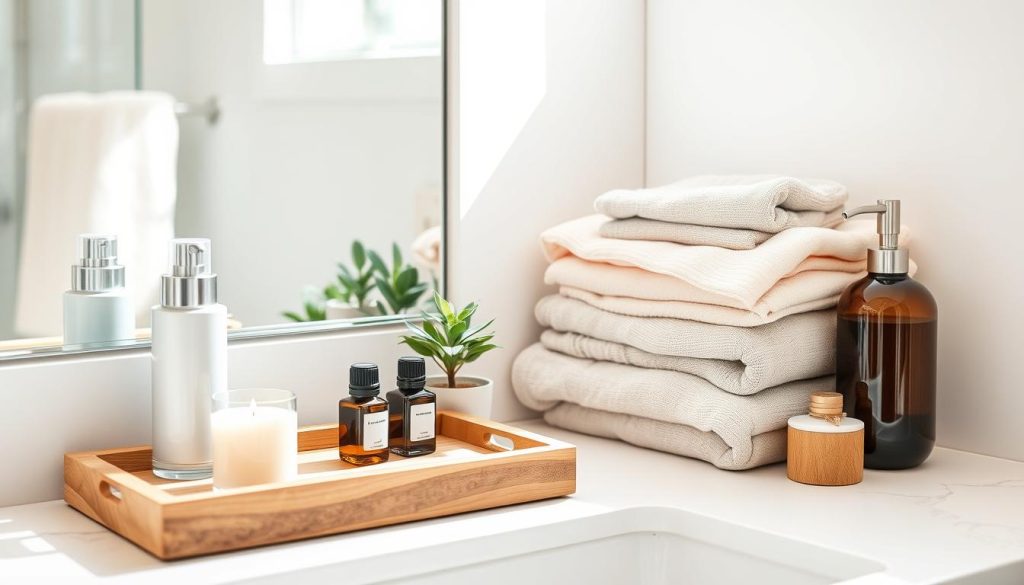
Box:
263, 0, 441, 65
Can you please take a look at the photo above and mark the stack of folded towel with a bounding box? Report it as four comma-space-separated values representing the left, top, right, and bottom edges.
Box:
512, 176, 912, 470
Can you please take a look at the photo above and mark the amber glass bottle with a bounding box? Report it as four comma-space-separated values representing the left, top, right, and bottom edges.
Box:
387, 357, 437, 457
338, 363, 389, 466
836, 200, 938, 470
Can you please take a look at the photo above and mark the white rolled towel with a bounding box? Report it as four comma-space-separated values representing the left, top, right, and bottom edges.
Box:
536, 295, 834, 395
512, 344, 824, 470
595, 175, 848, 233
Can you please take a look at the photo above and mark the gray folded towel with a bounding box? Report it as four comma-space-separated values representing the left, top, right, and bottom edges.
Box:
595, 175, 848, 233
512, 344, 824, 470
536, 295, 835, 395
544, 404, 789, 470
599, 218, 776, 250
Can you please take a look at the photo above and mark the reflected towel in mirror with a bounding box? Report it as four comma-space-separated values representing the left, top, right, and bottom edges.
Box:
14, 91, 178, 337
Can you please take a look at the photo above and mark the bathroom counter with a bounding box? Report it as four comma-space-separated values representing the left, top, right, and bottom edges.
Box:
1, 420, 1023, 584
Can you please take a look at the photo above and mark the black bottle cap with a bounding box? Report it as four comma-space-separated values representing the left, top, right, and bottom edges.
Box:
349, 362, 380, 397
397, 356, 426, 389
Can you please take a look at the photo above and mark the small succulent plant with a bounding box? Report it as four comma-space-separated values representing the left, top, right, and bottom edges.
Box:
399, 292, 498, 388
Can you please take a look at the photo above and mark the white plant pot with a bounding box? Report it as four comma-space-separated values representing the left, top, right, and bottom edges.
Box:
425, 375, 493, 419
325, 299, 371, 320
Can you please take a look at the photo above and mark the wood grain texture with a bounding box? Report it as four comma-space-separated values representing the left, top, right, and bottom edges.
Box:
64, 412, 576, 559
786, 426, 864, 487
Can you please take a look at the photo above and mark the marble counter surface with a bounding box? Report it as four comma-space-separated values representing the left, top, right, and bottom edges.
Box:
1, 420, 1023, 584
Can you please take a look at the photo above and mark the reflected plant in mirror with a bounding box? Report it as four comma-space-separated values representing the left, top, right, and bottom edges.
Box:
283, 240, 433, 322
369, 243, 430, 316
0, 0, 443, 358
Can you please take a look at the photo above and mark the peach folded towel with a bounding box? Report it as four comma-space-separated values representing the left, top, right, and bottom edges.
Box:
535, 295, 834, 394
595, 175, 848, 233
541, 215, 904, 310
512, 344, 822, 470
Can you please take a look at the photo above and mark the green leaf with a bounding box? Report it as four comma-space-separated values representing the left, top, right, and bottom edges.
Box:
462, 318, 495, 343
392, 242, 403, 274
375, 275, 401, 313
374, 300, 388, 315
396, 266, 418, 293
367, 250, 388, 277
420, 319, 447, 345
464, 344, 497, 362
433, 291, 455, 323
400, 336, 443, 359
441, 344, 465, 356
456, 302, 478, 323
403, 321, 437, 342
446, 320, 469, 345
352, 240, 366, 269
282, 311, 304, 322
303, 301, 325, 321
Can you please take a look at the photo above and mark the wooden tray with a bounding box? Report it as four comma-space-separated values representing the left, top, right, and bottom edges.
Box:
64, 412, 576, 559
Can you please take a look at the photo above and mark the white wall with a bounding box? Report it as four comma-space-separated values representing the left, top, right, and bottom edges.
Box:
141, 0, 442, 327
448, 0, 645, 420
646, 0, 1024, 461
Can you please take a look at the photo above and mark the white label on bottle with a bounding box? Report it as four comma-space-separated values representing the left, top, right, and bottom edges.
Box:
410, 403, 436, 442
362, 411, 388, 450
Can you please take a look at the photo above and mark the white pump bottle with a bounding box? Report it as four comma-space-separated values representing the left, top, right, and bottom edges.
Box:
151, 238, 227, 480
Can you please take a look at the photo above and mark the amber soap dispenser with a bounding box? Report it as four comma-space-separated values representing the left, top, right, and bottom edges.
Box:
387, 356, 437, 457
836, 199, 938, 469
339, 363, 389, 466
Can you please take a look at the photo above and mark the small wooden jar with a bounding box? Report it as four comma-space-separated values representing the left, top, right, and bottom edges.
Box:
787, 392, 864, 486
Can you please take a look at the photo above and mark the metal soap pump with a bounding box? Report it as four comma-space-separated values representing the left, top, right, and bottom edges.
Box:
836, 200, 938, 469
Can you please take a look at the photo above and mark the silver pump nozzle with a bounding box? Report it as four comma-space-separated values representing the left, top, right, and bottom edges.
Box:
161, 238, 217, 308
71, 234, 125, 292
841, 199, 908, 274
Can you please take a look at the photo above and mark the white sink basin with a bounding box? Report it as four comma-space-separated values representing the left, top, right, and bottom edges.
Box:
247, 506, 888, 585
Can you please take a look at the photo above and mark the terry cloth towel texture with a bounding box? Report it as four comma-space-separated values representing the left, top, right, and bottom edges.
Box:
512, 344, 825, 470
541, 215, 905, 310
595, 175, 848, 234
535, 295, 834, 395
599, 218, 778, 250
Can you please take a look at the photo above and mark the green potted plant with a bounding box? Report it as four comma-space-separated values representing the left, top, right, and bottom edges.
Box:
326, 240, 378, 319
399, 292, 498, 418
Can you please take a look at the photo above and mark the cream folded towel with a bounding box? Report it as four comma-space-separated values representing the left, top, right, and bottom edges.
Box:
544, 404, 788, 470
542, 216, 902, 310
599, 218, 776, 250
545, 257, 916, 326
595, 175, 848, 233
536, 295, 834, 394
512, 344, 823, 470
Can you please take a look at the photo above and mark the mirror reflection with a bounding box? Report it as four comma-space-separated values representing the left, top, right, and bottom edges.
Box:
0, 0, 444, 357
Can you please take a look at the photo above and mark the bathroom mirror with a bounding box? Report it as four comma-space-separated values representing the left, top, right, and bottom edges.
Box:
0, 0, 445, 360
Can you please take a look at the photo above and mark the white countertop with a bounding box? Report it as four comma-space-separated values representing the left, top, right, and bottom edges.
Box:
2, 420, 1023, 584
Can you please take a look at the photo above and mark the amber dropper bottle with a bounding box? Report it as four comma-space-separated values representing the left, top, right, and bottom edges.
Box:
387, 356, 437, 457
338, 363, 389, 466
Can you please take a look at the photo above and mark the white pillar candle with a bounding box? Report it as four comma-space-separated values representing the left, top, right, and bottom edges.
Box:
212, 399, 298, 489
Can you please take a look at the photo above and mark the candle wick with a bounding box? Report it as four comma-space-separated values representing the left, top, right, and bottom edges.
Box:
249, 397, 257, 416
